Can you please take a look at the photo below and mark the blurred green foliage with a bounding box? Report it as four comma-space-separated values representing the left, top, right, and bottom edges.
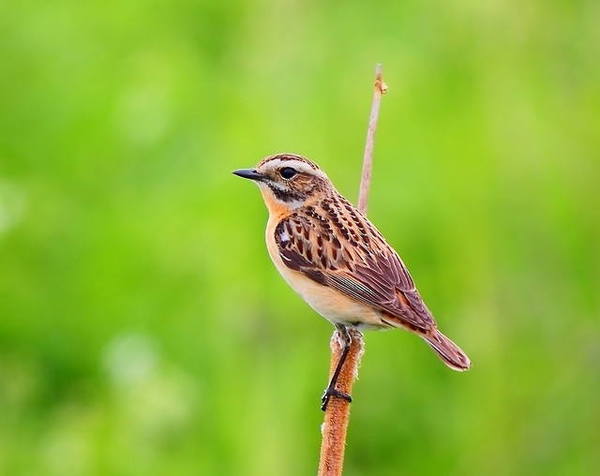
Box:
1, 0, 599, 475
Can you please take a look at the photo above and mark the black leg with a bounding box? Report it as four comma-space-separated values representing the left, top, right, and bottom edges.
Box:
321, 324, 353, 411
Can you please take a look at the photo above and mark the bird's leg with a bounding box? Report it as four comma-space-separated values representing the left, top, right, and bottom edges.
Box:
321, 324, 353, 411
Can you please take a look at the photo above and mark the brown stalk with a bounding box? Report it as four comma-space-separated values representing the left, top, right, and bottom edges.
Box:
317, 64, 388, 476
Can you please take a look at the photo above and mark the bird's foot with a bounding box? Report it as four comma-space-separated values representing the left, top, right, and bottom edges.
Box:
320, 387, 352, 411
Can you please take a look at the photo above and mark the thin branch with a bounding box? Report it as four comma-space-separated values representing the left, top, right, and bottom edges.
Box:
318, 329, 364, 476
318, 64, 388, 476
358, 63, 388, 215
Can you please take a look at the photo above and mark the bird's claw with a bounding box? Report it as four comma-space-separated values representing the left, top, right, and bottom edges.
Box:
321, 387, 352, 411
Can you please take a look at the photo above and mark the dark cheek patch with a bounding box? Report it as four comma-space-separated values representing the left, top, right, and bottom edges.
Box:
268, 184, 306, 202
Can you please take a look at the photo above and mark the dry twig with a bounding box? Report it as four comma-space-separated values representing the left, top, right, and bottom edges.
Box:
318, 64, 388, 476
358, 64, 388, 214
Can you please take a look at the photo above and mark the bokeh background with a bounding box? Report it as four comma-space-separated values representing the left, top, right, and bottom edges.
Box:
1, 1, 599, 475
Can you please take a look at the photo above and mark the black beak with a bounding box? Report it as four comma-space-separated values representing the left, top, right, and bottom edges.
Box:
232, 168, 264, 181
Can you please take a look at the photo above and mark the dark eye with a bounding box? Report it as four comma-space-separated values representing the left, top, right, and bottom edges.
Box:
279, 167, 297, 179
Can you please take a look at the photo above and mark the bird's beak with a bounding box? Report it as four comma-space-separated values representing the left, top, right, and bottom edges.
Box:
232, 168, 264, 181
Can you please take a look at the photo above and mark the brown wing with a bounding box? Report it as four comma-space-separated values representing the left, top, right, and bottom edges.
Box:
275, 203, 436, 332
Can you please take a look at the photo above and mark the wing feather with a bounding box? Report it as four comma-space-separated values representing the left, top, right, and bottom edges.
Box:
275, 207, 436, 332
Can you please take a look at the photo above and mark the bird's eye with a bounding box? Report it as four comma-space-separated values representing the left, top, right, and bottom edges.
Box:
279, 167, 298, 179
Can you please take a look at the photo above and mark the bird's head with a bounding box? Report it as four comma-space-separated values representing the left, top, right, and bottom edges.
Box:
233, 153, 332, 215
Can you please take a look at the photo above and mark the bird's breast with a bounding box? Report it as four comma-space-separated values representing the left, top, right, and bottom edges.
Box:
265, 215, 383, 327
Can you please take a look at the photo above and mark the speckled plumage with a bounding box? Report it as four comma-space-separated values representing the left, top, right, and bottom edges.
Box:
236, 153, 470, 371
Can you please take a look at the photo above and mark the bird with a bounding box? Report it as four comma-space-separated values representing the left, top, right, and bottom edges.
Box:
233, 153, 470, 410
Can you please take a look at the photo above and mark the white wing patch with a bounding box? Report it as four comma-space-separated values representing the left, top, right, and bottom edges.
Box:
279, 229, 290, 242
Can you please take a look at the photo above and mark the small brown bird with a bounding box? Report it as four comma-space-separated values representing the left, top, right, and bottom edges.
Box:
234, 153, 470, 409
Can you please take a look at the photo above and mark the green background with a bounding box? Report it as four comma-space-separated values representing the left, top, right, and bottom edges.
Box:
1, 1, 598, 475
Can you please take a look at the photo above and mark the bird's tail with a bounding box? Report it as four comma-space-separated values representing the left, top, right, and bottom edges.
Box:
422, 330, 471, 371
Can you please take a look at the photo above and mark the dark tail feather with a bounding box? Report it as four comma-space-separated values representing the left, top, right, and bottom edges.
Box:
422, 330, 471, 371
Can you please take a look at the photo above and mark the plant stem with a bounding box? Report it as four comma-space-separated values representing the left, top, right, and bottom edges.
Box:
358, 63, 388, 215
317, 64, 387, 476
318, 329, 364, 475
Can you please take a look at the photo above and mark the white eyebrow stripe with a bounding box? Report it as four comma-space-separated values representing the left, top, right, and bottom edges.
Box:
260, 158, 328, 179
